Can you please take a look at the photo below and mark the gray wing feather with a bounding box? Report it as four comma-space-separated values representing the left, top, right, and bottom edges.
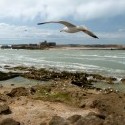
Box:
37, 21, 76, 27
83, 29, 99, 39
58, 21, 76, 27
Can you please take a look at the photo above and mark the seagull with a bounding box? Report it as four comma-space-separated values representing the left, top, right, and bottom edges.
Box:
37, 20, 99, 39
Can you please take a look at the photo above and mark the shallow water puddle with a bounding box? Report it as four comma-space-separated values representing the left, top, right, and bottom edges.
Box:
93, 82, 125, 93
0, 76, 46, 87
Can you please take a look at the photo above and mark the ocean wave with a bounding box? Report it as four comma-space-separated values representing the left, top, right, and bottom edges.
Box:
0, 49, 125, 78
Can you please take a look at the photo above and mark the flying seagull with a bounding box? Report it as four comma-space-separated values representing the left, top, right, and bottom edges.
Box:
37, 21, 99, 39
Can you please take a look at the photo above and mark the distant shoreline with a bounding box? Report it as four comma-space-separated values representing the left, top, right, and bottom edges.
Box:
48, 46, 125, 50
1, 46, 125, 50
0, 43, 125, 50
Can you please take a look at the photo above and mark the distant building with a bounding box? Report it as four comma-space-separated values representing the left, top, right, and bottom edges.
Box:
39, 41, 56, 47
11, 41, 56, 49
29, 44, 37, 46
48, 42, 56, 46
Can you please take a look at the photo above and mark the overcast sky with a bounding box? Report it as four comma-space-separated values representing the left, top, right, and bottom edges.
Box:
0, 0, 125, 44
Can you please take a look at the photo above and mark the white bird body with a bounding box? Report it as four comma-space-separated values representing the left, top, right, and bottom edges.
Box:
37, 20, 99, 39
61, 26, 80, 33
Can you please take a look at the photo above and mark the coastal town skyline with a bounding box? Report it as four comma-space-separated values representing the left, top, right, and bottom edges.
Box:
0, 0, 125, 45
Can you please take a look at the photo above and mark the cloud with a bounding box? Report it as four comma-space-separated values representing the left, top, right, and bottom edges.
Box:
0, 0, 125, 21
0, 23, 125, 44
0, 23, 86, 40
0, 23, 53, 40
75, 0, 125, 20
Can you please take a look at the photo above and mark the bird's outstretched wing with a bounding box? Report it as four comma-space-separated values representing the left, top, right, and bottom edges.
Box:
82, 29, 99, 39
37, 21, 76, 27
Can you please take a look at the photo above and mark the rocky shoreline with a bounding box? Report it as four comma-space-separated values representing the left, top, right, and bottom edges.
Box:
0, 66, 125, 125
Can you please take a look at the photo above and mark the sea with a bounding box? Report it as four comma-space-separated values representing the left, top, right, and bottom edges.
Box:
0, 49, 125, 79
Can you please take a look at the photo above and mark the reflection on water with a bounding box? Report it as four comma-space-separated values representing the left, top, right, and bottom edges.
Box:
0, 76, 46, 87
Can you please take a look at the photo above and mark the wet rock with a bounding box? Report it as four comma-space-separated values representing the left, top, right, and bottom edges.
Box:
103, 114, 125, 125
67, 115, 82, 124
0, 118, 20, 125
49, 116, 69, 125
105, 77, 117, 84
0, 102, 11, 114
87, 112, 106, 120
4, 65, 10, 68
91, 74, 105, 81
11, 84, 15, 86
105, 77, 116, 81
6, 66, 32, 71
95, 88, 102, 91
74, 112, 104, 125
0, 71, 19, 81
71, 75, 93, 89
30, 87, 37, 95
22, 67, 89, 82
7, 87, 29, 97
121, 78, 125, 83
22, 69, 51, 81
102, 88, 114, 94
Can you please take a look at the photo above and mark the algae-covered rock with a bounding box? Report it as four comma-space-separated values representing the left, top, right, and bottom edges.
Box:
0, 71, 19, 81
49, 116, 69, 125
7, 87, 29, 97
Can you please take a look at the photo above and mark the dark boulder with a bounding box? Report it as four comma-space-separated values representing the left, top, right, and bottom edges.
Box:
67, 115, 82, 124
0, 102, 11, 114
30, 87, 37, 95
0, 71, 19, 81
7, 87, 29, 97
103, 114, 125, 125
91, 74, 105, 80
71, 75, 93, 88
49, 116, 69, 125
121, 78, 125, 83
74, 112, 104, 125
0, 118, 20, 125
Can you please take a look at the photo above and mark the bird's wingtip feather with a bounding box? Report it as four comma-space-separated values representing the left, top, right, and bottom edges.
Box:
93, 35, 99, 39
37, 23, 45, 25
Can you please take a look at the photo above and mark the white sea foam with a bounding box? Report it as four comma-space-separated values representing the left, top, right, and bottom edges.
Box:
0, 49, 125, 78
